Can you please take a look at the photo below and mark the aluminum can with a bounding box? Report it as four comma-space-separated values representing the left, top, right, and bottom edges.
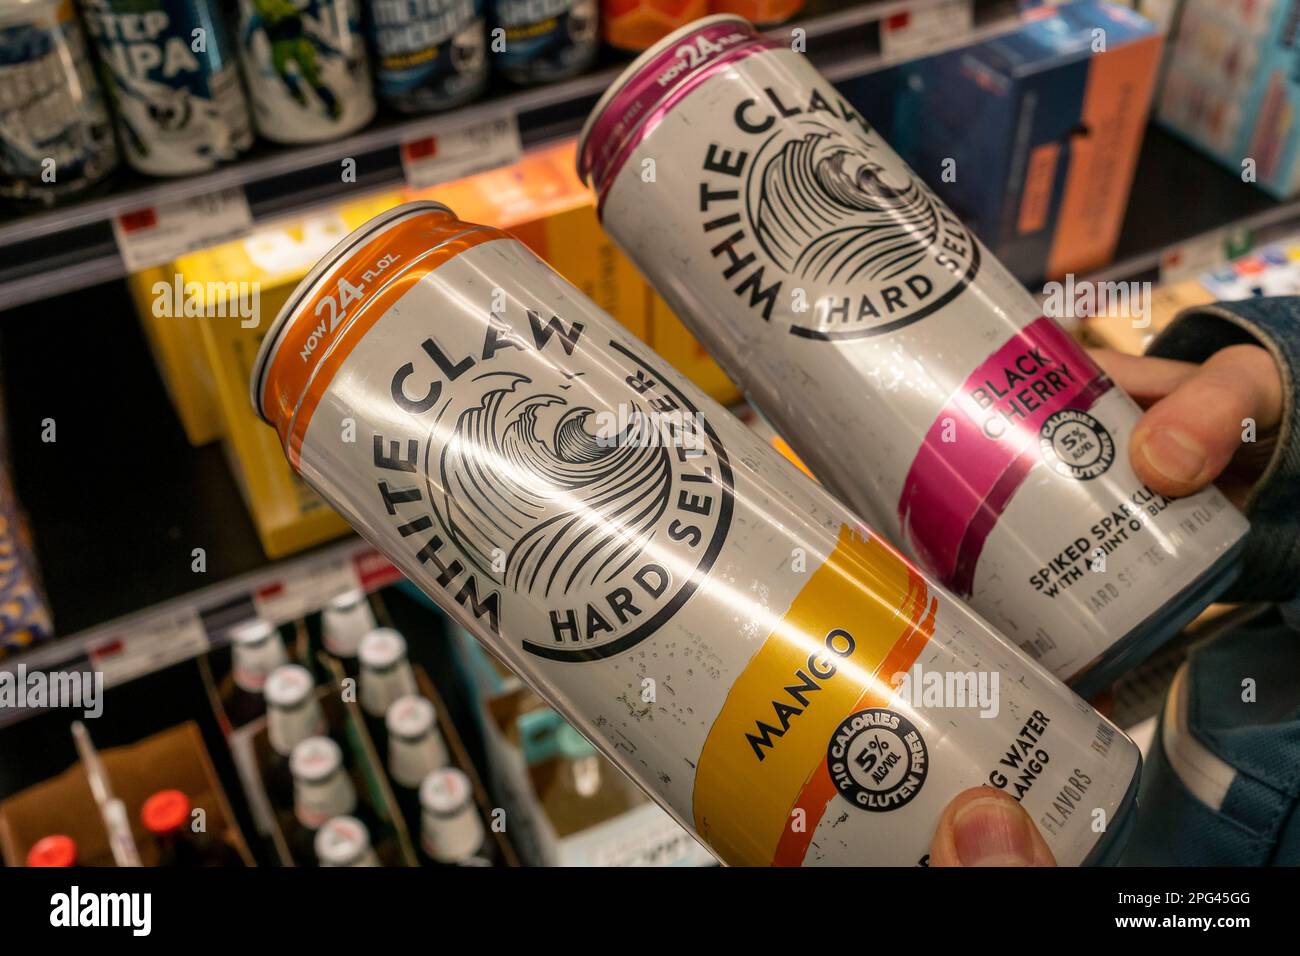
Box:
366, 0, 487, 113
81, 0, 253, 175
236, 0, 374, 142
489, 0, 597, 85
0, 0, 119, 205
250, 200, 1141, 866
577, 15, 1250, 696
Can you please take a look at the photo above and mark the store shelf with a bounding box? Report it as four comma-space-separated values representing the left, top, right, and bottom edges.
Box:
0, 0, 1025, 311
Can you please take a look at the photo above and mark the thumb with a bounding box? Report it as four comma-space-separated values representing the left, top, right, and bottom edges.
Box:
1129, 344, 1281, 498
929, 788, 1056, 867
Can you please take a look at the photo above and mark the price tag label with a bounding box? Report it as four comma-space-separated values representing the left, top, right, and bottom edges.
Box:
113, 187, 254, 272
400, 113, 523, 190
252, 553, 362, 625
881, 0, 974, 62
88, 607, 210, 689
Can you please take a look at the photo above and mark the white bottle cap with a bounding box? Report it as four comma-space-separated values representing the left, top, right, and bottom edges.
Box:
322, 589, 376, 658
314, 815, 378, 867
291, 737, 356, 829
229, 618, 288, 693
386, 696, 448, 788
419, 768, 485, 864
266, 665, 325, 757
359, 629, 417, 717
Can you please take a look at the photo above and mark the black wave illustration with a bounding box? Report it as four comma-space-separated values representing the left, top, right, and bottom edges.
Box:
751, 129, 944, 285
437, 374, 672, 599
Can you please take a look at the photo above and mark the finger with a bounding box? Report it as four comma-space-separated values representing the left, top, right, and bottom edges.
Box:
928, 787, 1057, 867
1087, 348, 1198, 407
1130, 344, 1282, 497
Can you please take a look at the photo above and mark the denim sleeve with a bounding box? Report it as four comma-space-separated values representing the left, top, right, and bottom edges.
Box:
1145, 298, 1300, 603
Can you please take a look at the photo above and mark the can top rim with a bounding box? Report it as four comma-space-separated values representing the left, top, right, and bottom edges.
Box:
576, 13, 750, 184
248, 200, 454, 424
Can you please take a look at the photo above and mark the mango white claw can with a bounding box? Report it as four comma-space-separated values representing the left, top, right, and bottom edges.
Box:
251, 200, 1140, 866
577, 15, 1250, 696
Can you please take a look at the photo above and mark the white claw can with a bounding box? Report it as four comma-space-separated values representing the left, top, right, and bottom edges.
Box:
251, 200, 1140, 866
577, 15, 1250, 696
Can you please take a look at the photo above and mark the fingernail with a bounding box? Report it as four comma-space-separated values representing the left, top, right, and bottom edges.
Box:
952, 797, 1034, 866
1139, 428, 1206, 485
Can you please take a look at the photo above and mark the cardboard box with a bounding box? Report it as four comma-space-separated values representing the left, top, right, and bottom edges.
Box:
1157, 0, 1300, 198
846, 1, 1163, 284
0, 721, 253, 867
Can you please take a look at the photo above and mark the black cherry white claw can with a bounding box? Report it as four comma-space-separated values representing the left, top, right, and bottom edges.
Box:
250, 199, 1140, 866
577, 15, 1250, 698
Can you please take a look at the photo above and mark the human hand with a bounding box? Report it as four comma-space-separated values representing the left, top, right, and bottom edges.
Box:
1090, 344, 1283, 508
928, 788, 1057, 867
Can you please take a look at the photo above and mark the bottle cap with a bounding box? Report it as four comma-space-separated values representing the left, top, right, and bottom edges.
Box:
291, 736, 343, 782
229, 618, 276, 646
265, 664, 314, 708
386, 695, 435, 739
322, 589, 375, 657
141, 790, 191, 835
314, 815, 371, 866
359, 628, 406, 669
419, 767, 472, 816
27, 835, 77, 867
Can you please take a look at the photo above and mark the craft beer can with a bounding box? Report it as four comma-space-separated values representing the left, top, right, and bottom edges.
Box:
366, 0, 488, 113
251, 200, 1140, 866
578, 15, 1250, 696
81, 0, 253, 176
490, 0, 598, 85
235, 0, 375, 143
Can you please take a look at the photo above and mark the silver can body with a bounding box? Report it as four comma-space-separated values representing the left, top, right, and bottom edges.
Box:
579, 16, 1249, 694
251, 201, 1141, 866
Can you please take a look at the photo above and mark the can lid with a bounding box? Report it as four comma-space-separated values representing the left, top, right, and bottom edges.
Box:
27, 834, 77, 867
291, 736, 343, 781
141, 790, 191, 835
265, 664, 315, 708
248, 200, 454, 426
315, 815, 371, 865
576, 14, 755, 194
420, 767, 472, 816
229, 618, 276, 647
386, 694, 435, 738
359, 628, 407, 669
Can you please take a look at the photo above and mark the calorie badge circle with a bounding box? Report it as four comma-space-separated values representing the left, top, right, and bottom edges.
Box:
827, 708, 928, 812
1039, 409, 1115, 481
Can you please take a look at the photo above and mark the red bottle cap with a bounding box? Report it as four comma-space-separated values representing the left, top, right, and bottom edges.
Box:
27, 835, 77, 867
141, 790, 191, 835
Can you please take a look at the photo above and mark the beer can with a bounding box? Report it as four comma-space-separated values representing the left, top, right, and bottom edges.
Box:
81, 0, 253, 176
0, 0, 119, 206
601, 0, 705, 53
489, 0, 598, 85
235, 0, 375, 142
578, 15, 1250, 697
365, 0, 487, 114
250, 200, 1141, 866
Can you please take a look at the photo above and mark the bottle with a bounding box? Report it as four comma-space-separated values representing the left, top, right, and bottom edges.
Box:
386, 695, 448, 829
263, 664, 327, 807
314, 815, 380, 867
291, 736, 357, 831
358, 628, 417, 748
321, 588, 376, 671
226, 617, 289, 725
418, 767, 495, 866
140, 790, 242, 867
26, 834, 77, 867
